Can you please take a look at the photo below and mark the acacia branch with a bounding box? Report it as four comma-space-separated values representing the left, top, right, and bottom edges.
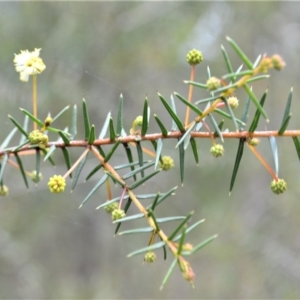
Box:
1, 130, 299, 156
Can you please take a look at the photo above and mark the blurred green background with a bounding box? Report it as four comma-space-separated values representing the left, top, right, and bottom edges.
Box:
1, 1, 300, 299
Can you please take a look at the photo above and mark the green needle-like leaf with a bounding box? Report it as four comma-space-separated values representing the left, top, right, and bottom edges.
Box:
136, 142, 144, 177
35, 149, 41, 183
154, 114, 168, 137
292, 137, 300, 160
122, 162, 155, 180
160, 258, 177, 290
208, 114, 224, 142
154, 138, 163, 170
246, 75, 270, 83
214, 120, 224, 137
129, 169, 161, 190
96, 197, 121, 210
79, 174, 108, 208
14, 153, 28, 188
156, 216, 186, 223
0, 153, 8, 183
20, 115, 29, 144
70, 104, 77, 140
1, 127, 17, 150
209, 82, 239, 94
116, 94, 123, 136
253, 54, 262, 68
115, 160, 151, 171
245, 85, 268, 122
174, 92, 203, 116
158, 93, 185, 132
278, 87, 293, 135
82, 98, 91, 140
147, 210, 160, 231
177, 226, 187, 255
105, 171, 125, 187
88, 125, 96, 145
13, 139, 30, 152
99, 112, 111, 139
184, 81, 207, 89
118, 227, 153, 235
127, 241, 165, 257
269, 136, 279, 177
146, 186, 177, 209
278, 114, 292, 135
41, 148, 55, 166
71, 152, 88, 191
58, 130, 70, 145
141, 97, 149, 136
248, 89, 268, 133
113, 213, 144, 223
223, 97, 238, 131
43, 145, 56, 161
222, 70, 254, 81
195, 94, 220, 105
109, 117, 116, 141
123, 143, 136, 181
85, 164, 102, 181
61, 148, 72, 178
52, 105, 70, 123
150, 193, 160, 211
229, 138, 245, 194
178, 142, 185, 185
173, 219, 205, 242
168, 211, 194, 241
190, 138, 199, 165
19, 108, 44, 127
226, 36, 253, 69
221, 44, 234, 80
8, 115, 28, 138
240, 95, 251, 131
176, 122, 196, 149
190, 234, 218, 255
214, 109, 245, 126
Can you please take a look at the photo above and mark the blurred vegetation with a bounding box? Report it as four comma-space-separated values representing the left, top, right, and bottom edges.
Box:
1, 1, 300, 299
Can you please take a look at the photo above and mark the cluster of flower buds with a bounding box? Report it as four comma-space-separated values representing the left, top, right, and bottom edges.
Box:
186, 49, 203, 65
28, 130, 48, 149
210, 144, 224, 158
159, 156, 175, 171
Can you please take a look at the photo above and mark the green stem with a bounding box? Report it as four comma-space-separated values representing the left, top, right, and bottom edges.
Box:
32, 74, 37, 130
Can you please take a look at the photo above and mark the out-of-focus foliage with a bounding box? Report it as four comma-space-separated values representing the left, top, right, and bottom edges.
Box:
1, 2, 300, 299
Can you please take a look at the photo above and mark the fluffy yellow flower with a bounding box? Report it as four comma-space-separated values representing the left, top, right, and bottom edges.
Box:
13, 48, 46, 82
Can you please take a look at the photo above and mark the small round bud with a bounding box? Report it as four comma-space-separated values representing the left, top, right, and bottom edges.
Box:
210, 144, 224, 158
111, 209, 126, 221
44, 116, 52, 127
186, 49, 203, 65
134, 116, 143, 127
48, 175, 66, 194
0, 185, 9, 196
248, 138, 260, 146
206, 77, 221, 91
104, 202, 119, 214
271, 178, 287, 195
271, 54, 286, 71
159, 156, 174, 171
144, 251, 156, 263
182, 243, 194, 252
31, 170, 43, 183
227, 96, 239, 109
